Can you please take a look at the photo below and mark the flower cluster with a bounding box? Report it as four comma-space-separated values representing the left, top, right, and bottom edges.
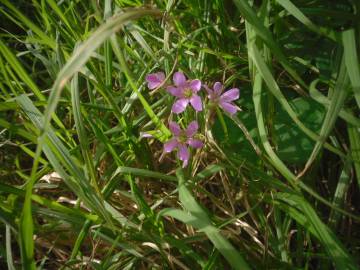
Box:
144, 70, 240, 167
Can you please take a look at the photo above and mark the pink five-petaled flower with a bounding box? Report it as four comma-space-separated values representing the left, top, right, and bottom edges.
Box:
145, 72, 165, 89
205, 82, 240, 115
164, 121, 203, 168
166, 71, 203, 114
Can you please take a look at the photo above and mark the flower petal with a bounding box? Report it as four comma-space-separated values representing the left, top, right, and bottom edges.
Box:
220, 88, 239, 102
146, 72, 165, 89
167, 86, 183, 97
219, 101, 238, 115
187, 138, 203, 149
190, 95, 203, 111
169, 121, 181, 136
172, 98, 189, 114
213, 82, 223, 95
190, 79, 201, 92
164, 138, 179, 153
177, 144, 189, 167
185, 121, 199, 137
173, 71, 186, 86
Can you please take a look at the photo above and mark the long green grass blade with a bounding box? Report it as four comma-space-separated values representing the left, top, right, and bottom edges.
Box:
276, 0, 337, 40
302, 56, 349, 175
343, 29, 360, 108
348, 126, 360, 189
309, 80, 360, 127
6, 225, 16, 270
232, 0, 306, 88
249, 40, 344, 159
172, 169, 251, 270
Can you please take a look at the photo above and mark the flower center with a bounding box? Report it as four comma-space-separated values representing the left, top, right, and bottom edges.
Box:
178, 132, 188, 143
183, 88, 193, 98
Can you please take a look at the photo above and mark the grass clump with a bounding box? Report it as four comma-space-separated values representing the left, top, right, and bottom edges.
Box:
0, 0, 359, 269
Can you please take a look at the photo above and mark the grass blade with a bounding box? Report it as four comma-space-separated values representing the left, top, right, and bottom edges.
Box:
301, 55, 349, 175
173, 169, 251, 270
276, 0, 337, 40
343, 29, 360, 109
232, 0, 306, 88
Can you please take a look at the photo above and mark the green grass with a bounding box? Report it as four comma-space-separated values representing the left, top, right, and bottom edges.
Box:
0, 0, 359, 269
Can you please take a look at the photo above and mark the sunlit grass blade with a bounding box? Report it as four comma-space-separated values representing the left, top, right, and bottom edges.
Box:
1, 0, 56, 49
71, 73, 99, 193
16, 95, 112, 221
46, 0, 77, 38
43, 8, 162, 139
0, 40, 67, 132
0, 40, 42, 100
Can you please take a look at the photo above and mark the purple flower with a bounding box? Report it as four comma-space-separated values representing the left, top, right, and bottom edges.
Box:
164, 121, 203, 167
205, 82, 240, 115
146, 72, 165, 89
166, 71, 202, 114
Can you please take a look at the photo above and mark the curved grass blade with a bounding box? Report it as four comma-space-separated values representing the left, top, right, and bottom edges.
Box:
248, 33, 357, 268
17, 95, 111, 221
300, 56, 349, 176
71, 73, 99, 193
248, 40, 344, 158
276, 0, 337, 41
43, 8, 162, 141
343, 29, 360, 109
16, 95, 113, 268
309, 80, 360, 127
246, 21, 357, 221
